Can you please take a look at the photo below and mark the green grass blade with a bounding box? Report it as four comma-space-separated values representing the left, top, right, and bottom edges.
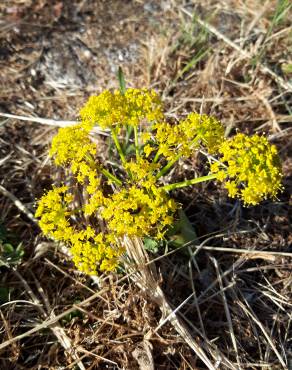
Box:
118, 66, 126, 95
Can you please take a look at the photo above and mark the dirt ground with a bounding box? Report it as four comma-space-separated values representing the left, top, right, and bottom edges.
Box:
0, 1, 291, 369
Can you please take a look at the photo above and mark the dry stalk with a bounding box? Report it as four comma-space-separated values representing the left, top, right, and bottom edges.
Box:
122, 236, 217, 370
181, 8, 292, 92
0, 276, 125, 352
211, 257, 241, 370
238, 298, 288, 369
0, 112, 109, 135
132, 340, 155, 370
0, 185, 37, 224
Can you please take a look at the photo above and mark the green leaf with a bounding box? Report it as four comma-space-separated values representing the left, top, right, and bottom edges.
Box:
143, 237, 160, 253
3, 243, 14, 254
125, 124, 134, 146
168, 210, 198, 248
282, 63, 292, 75
117, 66, 126, 95
61, 308, 84, 324
124, 143, 136, 156
179, 210, 198, 243
0, 287, 10, 304
0, 224, 7, 241
0, 242, 24, 267
174, 47, 210, 83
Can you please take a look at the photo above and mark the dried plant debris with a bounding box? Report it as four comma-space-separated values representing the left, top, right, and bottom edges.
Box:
0, 0, 291, 369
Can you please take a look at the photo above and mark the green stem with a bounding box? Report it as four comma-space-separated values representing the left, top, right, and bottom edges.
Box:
153, 150, 160, 163
111, 128, 133, 180
118, 67, 126, 95
156, 152, 181, 179
111, 128, 126, 165
156, 136, 200, 179
125, 125, 133, 148
85, 153, 122, 186
134, 126, 140, 160
162, 173, 217, 192
100, 167, 122, 186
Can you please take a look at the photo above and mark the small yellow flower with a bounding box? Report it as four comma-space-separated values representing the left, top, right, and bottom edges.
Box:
79, 88, 163, 129
102, 181, 178, 239
144, 144, 154, 158
211, 134, 283, 205
50, 124, 96, 166
35, 186, 74, 242
179, 113, 225, 154
152, 113, 224, 161
225, 181, 238, 198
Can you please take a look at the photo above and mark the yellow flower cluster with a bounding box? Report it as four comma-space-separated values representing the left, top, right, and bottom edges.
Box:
70, 230, 124, 274
80, 88, 163, 130
35, 186, 124, 274
50, 122, 101, 196
36, 161, 177, 273
148, 113, 224, 161
210, 134, 283, 205
102, 159, 177, 239
102, 185, 176, 239
36, 87, 283, 275
180, 113, 225, 154
50, 123, 95, 166
35, 186, 73, 240
124, 88, 164, 127
125, 158, 159, 183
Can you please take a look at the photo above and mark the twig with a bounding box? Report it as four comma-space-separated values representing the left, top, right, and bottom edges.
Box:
212, 258, 241, 370
0, 185, 37, 224
188, 259, 207, 338
123, 236, 220, 370
238, 298, 288, 369
0, 310, 18, 356
0, 112, 109, 136
254, 92, 281, 132
0, 112, 77, 126
192, 245, 291, 258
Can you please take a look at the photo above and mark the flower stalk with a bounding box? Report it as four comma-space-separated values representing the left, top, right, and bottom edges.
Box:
156, 136, 200, 179
134, 125, 140, 160
111, 128, 126, 166
162, 173, 218, 191
100, 167, 122, 186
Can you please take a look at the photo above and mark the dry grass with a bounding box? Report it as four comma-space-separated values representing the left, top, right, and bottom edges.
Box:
0, 0, 291, 369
